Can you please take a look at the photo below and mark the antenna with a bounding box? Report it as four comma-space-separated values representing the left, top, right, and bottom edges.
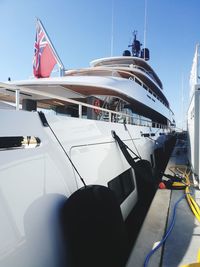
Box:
110, 0, 114, 56
181, 74, 184, 130
128, 31, 141, 57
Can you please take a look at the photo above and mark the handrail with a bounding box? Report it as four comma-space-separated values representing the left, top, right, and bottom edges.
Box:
0, 82, 169, 130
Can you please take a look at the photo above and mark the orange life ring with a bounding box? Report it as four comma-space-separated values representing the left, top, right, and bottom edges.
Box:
93, 99, 101, 114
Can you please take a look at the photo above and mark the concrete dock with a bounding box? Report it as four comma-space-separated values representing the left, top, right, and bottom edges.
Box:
126, 133, 200, 267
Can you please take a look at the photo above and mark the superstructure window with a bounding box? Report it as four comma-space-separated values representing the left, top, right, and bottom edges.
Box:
150, 154, 154, 168
108, 168, 135, 204
143, 84, 148, 90
0, 136, 41, 150
135, 78, 142, 86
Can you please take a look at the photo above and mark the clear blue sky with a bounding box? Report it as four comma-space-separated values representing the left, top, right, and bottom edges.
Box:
0, 0, 199, 129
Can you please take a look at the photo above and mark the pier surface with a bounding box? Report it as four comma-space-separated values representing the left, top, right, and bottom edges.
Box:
126, 133, 200, 267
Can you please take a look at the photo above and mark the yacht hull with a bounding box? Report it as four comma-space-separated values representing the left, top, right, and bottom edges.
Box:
0, 109, 170, 267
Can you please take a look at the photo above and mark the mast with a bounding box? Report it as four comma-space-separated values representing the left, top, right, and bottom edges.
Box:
110, 0, 114, 56
128, 31, 141, 57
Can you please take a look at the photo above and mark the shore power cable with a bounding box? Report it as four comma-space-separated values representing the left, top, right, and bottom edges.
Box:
144, 193, 186, 267
144, 168, 200, 266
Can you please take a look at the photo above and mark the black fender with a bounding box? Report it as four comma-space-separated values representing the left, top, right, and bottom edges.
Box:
61, 185, 128, 267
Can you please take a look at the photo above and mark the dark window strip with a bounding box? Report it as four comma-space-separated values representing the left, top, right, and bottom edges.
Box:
0, 136, 41, 150
108, 168, 135, 205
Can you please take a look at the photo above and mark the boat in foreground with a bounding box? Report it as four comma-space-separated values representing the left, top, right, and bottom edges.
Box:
0, 26, 175, 267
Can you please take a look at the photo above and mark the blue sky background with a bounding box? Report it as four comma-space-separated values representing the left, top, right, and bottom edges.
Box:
0, 0, 199, 129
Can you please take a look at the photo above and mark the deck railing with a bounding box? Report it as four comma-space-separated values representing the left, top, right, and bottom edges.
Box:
0, 82, 168, 130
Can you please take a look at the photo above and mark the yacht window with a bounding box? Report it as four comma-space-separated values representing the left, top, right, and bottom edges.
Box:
143, 85, 148, 90
135, 78, 142, 86
150, 154, 154, 168
0, 136, 41, 150
108, 168, 135, 204
141, 133, 150, 137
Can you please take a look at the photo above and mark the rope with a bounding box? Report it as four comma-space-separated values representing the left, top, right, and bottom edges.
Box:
111, 130, 141, 160
124, 121, 142, 159
38, 111, 86, 187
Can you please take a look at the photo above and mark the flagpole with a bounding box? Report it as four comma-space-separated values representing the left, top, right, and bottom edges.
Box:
37, 18, 65, 76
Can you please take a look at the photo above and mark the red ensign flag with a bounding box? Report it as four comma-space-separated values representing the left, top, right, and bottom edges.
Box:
33, 20, 56, 78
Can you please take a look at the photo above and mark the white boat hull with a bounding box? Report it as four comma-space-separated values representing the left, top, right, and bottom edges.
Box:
0, 109, 171, 267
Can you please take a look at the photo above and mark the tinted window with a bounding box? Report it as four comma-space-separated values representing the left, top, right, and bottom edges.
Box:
108, 168, 135, 204
135, 78, 142, 86
0, 136, 41, 150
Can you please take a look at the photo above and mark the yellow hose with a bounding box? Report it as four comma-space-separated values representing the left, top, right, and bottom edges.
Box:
172, 181, 186, 187
181, 249, 200, 266
169, 169, 200, 267
181, 262, 200, 266
170, 169, 200, 223
189, 194, 200, 213
185, 186, 200, 223
164, 168, 200, 222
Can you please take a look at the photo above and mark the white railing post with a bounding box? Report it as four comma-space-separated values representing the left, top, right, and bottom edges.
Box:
15, 89, 20, 110
78, 104, 82, 118
109, 112, 112, 122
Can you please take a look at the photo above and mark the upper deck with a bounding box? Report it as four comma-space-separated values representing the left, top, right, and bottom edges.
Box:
90, 56, 163, 90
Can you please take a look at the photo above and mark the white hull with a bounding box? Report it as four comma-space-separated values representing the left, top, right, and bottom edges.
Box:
0, 109, 169, 267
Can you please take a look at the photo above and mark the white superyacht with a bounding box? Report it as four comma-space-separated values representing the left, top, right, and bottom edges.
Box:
0, 21, 174, 267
